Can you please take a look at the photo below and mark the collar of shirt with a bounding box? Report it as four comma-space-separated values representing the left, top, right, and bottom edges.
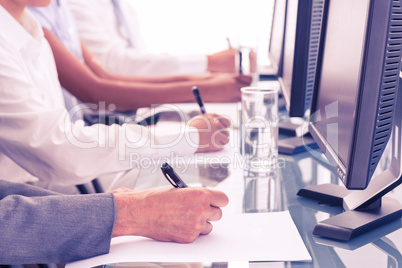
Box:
0, 6, 44, 59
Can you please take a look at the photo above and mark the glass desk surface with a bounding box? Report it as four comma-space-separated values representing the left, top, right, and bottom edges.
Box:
103, 147, 402, 268
102, 101, 402, 268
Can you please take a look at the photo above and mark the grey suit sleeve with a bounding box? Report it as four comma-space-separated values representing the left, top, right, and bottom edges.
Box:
0, 180, 116, 265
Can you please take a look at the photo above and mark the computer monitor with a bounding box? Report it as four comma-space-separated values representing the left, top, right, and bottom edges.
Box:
279, 0, 327, 118
276, 0, 327, 154
298, 0, 402, 241
259, 0, 287, 78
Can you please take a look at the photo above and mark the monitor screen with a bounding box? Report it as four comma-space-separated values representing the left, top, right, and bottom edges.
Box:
313, 0, 369, 170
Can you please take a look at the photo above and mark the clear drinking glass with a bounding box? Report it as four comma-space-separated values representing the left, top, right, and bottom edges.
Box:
241, 87, 279, 172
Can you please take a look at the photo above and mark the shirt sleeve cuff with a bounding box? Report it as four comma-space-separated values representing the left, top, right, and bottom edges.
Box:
151, 123, 199, 156
177, 54, 208, 74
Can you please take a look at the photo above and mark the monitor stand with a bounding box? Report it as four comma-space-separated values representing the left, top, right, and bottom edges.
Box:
297, 78, 402, 241
278, 134, 318, 155
278, 118, 308, 137
297, 169, 402, 241
278, 118, 318, 155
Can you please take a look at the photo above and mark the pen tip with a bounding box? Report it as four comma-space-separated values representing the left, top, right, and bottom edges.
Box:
192, 86, 198, 91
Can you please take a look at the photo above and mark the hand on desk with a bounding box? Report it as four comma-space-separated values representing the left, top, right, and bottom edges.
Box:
188, 113, 231, 153
111, 187, 229, 243
199, 73, 252, 102
207, 48, 238, 73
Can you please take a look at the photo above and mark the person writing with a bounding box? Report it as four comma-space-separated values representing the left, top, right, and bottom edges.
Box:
0, 179, 229, 264
66, 0, 239, 77
27, 0, 250, 125
0, 0, 230, 192
0, 1, 230, 264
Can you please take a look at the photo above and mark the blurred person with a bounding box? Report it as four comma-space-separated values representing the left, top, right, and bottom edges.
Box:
0, 0, 231, 192
27, 0, 251, 124
66, 0, 239, 77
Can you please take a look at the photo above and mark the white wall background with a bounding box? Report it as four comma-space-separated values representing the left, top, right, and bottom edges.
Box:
126, 0, 274, 62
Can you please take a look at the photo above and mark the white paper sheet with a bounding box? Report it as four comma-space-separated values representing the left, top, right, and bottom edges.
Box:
66, 211, 311, 268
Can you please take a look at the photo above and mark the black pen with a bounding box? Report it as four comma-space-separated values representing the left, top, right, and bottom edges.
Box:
161, 162, 188, 188
192, 86, 206, 114
238, 50, 243, 74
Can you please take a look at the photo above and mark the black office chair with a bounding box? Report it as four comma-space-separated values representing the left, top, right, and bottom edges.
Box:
76, 178, 104, 194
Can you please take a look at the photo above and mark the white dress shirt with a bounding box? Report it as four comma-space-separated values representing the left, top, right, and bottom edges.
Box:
28, 0, 85, 123
0, 6, 198, 186
66, 0, 208, 77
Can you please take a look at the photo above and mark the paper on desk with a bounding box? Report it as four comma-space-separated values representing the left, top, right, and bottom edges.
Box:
66, 211, 311, 268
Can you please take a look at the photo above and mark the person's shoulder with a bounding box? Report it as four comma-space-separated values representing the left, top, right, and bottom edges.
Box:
0, 12, 20, 55
0, 32, 16, 55
0, 31, 33, 80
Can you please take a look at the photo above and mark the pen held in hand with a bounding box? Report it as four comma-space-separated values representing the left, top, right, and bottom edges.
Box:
161, 162, 188, 188
192, 86, 206, 114
238, 50, 243, 74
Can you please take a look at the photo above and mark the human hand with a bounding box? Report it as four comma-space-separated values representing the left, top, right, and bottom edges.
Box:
207, 48, 238, 73
112, 187, 229, 243
187, 113, 231, 153
198, 73, 252, 102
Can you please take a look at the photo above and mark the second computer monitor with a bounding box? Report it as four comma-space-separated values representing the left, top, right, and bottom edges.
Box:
278, 0, 327, 118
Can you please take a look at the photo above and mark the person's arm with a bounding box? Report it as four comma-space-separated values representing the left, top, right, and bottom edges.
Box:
44, 28, 252, 111
0, 181, 228, 264
43, 28, 189, 110
67, 0, 239, 76
2, 40, 228, 186
81, 43, 215, 84
67, 0, 207, 77
0, 180, 115, 264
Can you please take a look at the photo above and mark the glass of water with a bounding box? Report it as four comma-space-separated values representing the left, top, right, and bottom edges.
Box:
241, 87, 279, 172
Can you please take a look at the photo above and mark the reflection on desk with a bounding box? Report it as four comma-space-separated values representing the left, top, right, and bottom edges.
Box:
243, 168, 283, 213
104, 102, 402, 267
